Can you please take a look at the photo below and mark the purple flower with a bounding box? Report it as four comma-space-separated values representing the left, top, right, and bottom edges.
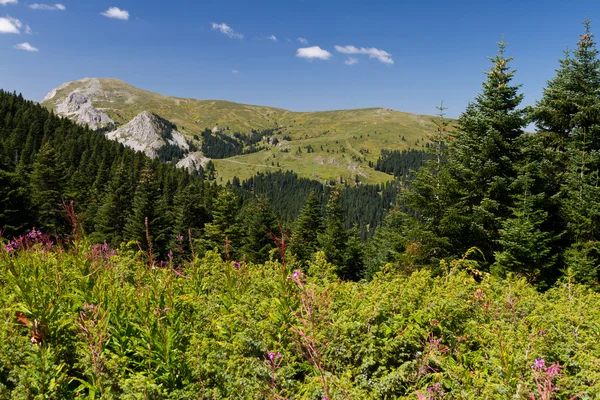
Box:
427, 383, 442, 393
276, 352, 281, 359
233, 261, 241, 269
545, 363, 561, 377
4, 243, 14, 252
533, 358, 546, 371
168, 250, 173, 259
176, 235, 184, 242
268, 352, 275, 360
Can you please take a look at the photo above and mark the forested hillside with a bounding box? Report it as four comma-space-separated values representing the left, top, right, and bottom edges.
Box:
0, 90, 401, 276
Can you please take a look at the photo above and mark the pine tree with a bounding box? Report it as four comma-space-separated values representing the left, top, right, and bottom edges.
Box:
531, 19, 600, 150
239, 198, 278, 263
492, 180, 555, 287
204, 188, 241, 257
0, 169, 31, 235
93, 163, 133, 246
318, 188, 348, 272
442, 38, 526, 261
289, 191, 323, 265
29, 143, 67, 233
124, 165, 160, 251
530, 20, 600, 284
172, 180, 211, 243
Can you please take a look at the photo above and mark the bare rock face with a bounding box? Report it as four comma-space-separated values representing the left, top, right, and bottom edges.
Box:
47, 78, 115, 129
176, 152, 209, 172
106, 111, 188, 159
56, 91, 114, 129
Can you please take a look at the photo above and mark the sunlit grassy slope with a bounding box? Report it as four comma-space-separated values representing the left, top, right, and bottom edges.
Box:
43, 78, 439, 184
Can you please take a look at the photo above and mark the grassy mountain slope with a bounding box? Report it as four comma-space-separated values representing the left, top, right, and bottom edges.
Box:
43, 78, 439, 184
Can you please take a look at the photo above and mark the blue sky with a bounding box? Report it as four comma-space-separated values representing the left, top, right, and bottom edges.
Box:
0, 0, 599, 117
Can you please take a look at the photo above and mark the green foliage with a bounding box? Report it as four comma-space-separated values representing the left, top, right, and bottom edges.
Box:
1, 240, 599, 398
289, 191, 323, 265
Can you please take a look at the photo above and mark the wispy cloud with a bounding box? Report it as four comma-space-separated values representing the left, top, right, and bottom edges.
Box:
101, 7, 129, 20
25, 24, 32, 34
232, 69, 240, 74
334, 45, 394, 64
0, 0, 18, 6
29, 3, 65, 10
266, 34, 277, 42
211, 22, 243, 39
14, 42, 38, 51
345, 57, 359, 65
296, 46, 332, 61
297, 37, 308, 45
0, 16, 21, 33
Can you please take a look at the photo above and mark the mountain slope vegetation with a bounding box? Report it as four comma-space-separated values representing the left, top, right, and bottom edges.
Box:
42, 78, 437, 184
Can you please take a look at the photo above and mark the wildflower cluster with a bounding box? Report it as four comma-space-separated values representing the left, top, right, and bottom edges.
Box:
3, 229, 53, 253
530, 358, 563, 398
88, 243, 117, 260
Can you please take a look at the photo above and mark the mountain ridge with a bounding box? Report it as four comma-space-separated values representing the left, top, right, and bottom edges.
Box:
42, 78, 439, 184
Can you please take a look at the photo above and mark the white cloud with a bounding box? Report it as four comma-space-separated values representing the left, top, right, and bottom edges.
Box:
345, 57, 359, 65
0, 0, 18, 5
267, 34, 277, 41
29, 3, 65, 10
14, 42, 38, 51
296, 46, 331, 61
334, 45, 394, 64
232, 69, 240, 74
25, 24, 32, 34
211, 22, 243, 39
297, 37, 308, 45
0, 16, 21, 33
101, 7, 129, 20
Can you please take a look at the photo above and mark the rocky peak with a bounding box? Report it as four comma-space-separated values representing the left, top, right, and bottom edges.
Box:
106, 111, 189, 159
49, 78, 114, 129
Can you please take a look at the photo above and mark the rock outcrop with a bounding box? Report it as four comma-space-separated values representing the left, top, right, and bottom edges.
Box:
55, 91, 114, 129
106, 111, 189, 159
176, 152, 209, 172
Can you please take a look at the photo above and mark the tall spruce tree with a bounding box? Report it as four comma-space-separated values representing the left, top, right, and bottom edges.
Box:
92, 162, 133, 246
318, 188, 349, 273
289, 191, 323, 265
441, 38, 526, 262
529, 20, 600, 285
0, 169, 31, 235
204, 188, 241, 257
124, 164, 161, 252
239, 198, 278, 263
29, 143, 68, 233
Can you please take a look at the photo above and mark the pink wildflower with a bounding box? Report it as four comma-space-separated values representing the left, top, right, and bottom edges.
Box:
533, 358, 546, 371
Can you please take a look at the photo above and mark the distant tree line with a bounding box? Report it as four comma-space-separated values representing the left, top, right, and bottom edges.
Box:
237, 170, 399, 239
201, 128, 283, 159
372, 148, 433, 180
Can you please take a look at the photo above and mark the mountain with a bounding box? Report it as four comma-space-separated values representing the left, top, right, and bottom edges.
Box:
42, 78, 439, 184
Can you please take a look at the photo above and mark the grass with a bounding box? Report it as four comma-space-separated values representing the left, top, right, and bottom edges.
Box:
43, 78, 441, 184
